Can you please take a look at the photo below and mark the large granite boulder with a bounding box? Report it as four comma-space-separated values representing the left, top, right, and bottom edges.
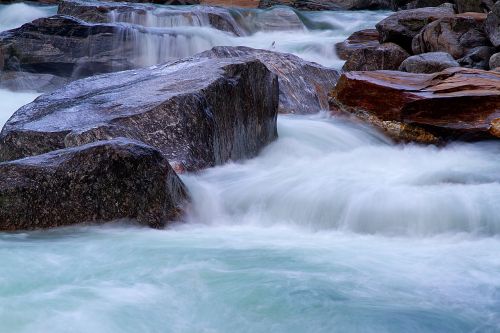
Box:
197, 46, 339, 114
376, 6, 455, 52
0, 138, 188, 231
399, 51, 459, 73
58, 0, 244, 36
0, 53, 279, 171
485, 1, 500, 47
257, 0, 390, 10
342, 42, 410, 71
335, 29, 380, 60
330, 68, 500, 142
0, 15, 135, 78
412, 15, 491, 59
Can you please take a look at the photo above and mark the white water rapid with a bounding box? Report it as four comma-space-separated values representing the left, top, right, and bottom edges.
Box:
1, 3, 500, 333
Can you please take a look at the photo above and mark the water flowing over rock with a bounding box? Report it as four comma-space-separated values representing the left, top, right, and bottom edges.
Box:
412, 15, 491, 59
0, 15, 135, 78
485, 1, 500, 47
342, 42, 409, 71
330, 67, 500, 141
399, 51, 459, 72
0, 138, 188, 231
376, 6, 455, 52
197, 46, 339, 114
58, 0, 244, 36
0, 54, 279, 171
335, 29, 379, 60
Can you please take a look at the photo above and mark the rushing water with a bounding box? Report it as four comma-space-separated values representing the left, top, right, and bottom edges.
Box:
2, 3, 500, 333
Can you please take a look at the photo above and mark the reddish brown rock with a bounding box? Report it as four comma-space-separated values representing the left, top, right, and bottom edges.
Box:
335, 29, 380, 60
330, 67, 500, 142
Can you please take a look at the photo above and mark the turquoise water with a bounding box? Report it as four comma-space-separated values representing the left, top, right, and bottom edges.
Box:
2, 116, 500, 332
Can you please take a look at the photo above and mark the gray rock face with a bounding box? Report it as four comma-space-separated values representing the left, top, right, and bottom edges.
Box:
412, 16, 491, 59
399, 51, 459, 72
258, 0, 390, 10
0, 15, 135, 78
342, 42, 410, 71
197, 46, 339, 114
454, 0, 494, 13
485, 1, 500, 47
58, 0, 244, 36
0, 138, 188, 231
376, 6, 455, 52
490, 52, 500, 69
335, 29, 380, 60
0, 53, 279, 171
458, 45, 496, 69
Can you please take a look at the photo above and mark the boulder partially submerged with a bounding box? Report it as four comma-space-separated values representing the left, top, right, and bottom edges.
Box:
330, 67, 500, 142
0, 138, 188, 231
197, 46, 339, 114
0, 54, 279, 171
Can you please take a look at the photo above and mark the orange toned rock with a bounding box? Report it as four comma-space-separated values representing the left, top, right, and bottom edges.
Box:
330, 67, 500, 142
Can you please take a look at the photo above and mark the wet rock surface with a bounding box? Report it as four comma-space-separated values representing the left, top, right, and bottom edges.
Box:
0, 138, 188, 231
342, 42, 410, 71
0, 52, 279, 171
198, 46, 339, 114
330, 67, 500, 141
485, 1, 500, 47
399, 51, 459, 72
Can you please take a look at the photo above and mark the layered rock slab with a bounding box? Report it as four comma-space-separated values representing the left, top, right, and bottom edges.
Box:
330, 67, 500, 142
197, 46, 339, 114
0, 54, 279, 171
0, 138, 188, 231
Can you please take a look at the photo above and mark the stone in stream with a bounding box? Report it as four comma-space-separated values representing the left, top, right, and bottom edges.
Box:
390, 0, 451, 11
197, 46, 340, 114
330, 67, 500, 142
0, 53, 279, 171
376, 6, 455, 52
412, 15, 491, 59
335, 29, 380, 61
58, 0, 245, 36
399, 51, 459, 73
342, 42, 410, 71
0, 15, 136, 78
0, 138, 188, 231
485, 1, 500, 47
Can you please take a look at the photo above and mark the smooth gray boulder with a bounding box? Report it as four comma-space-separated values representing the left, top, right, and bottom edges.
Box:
490, 52, 500, 69
399, 52, 459, 73
376, 6, 455, 52
0, 52, 279, 171
197, 46, 339, 114
0, 138, 188, 231
342, 42, 410, 71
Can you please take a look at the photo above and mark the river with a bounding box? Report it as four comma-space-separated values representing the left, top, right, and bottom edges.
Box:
1, 3, 500, 333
